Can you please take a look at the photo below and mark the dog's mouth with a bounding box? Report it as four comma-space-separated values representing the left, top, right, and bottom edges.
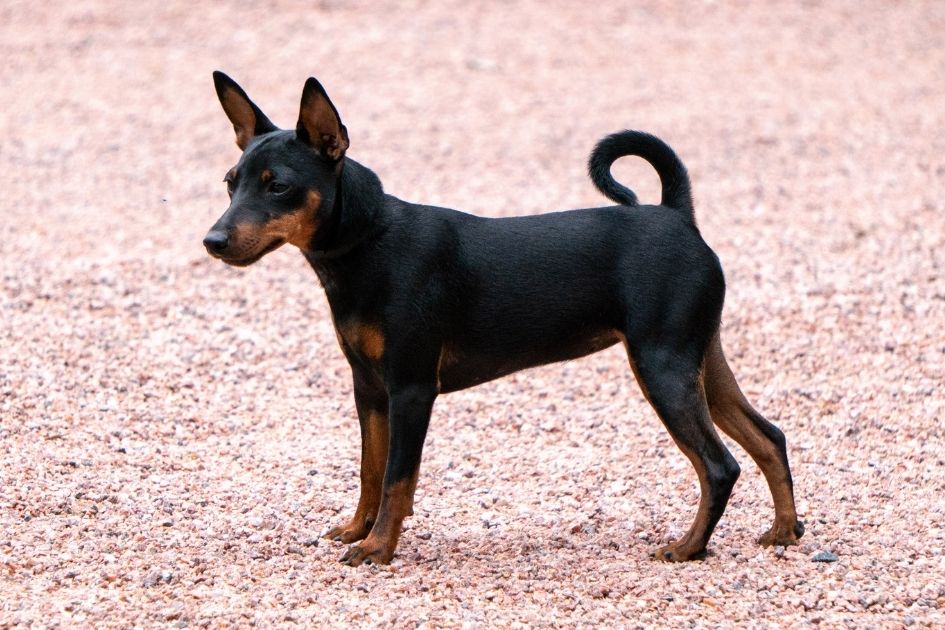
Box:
214, 238, 286, 267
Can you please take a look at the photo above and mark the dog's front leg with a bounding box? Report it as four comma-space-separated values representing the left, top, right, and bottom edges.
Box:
341, 382, 436, 566
325, 374, 388, 544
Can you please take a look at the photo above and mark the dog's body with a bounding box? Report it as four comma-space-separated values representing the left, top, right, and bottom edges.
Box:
205, 72, 804, 566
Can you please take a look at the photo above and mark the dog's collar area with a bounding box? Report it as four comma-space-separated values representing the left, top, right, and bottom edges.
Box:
307, 159, 385, 261
306, 206, 376, 261
308, 239, 365, 260
307, 188, 366, 260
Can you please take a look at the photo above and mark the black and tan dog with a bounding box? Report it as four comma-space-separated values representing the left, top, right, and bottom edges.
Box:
204, 72, 804, 566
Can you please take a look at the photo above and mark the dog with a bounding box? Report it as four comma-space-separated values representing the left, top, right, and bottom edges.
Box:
204, 72, 804, 566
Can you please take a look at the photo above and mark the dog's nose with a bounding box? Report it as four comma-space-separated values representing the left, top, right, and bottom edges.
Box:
203, 230, 229, 254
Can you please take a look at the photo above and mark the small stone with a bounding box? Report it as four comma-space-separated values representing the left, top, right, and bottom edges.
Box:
811, 550, 839, 562
143, 569, 174, 587
163, 608, 182, 621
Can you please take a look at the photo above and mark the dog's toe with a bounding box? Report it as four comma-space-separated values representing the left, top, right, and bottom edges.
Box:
758, 520, 805, 547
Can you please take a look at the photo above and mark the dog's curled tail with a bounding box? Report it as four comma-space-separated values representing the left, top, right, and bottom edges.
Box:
588, 130, 694, 221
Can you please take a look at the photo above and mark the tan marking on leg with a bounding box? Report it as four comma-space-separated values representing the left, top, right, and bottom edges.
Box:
405, 466, 420, 516
325, 409, 389, 544
655, 438, 713, 561
340, 322, 385, 362
360, 410, 390, 514
703, 333, 802, 546
340, 478, 413, 566
359, 325, 385, 361
620, 331, 725, 560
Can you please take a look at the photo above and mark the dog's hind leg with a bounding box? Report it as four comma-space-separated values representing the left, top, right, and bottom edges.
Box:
628, 344, 741, 561
703, 333, 804, 547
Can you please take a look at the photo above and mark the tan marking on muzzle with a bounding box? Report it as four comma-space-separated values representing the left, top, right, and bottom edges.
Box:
227, 222, 267, 260
230, 190, 322, 255
272, 190, 322, 249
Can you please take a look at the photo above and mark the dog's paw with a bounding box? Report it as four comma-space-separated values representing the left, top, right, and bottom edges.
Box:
757, 519, 805, 547
652, 541, 708, 562
339, 537, 395, 567
324, 518, 373, 544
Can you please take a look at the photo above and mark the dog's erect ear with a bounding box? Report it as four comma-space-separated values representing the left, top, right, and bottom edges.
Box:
213, 71, 278, 151
296, 77, 349, 161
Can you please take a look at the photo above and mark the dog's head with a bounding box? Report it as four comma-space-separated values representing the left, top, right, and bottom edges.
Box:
203, 72, 349, 266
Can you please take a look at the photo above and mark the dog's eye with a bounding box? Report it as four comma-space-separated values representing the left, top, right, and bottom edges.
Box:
268, 181, 290, 195
224, 177, 235, 196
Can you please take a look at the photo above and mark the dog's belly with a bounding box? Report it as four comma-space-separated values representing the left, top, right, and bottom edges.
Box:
436, 327, 622, 393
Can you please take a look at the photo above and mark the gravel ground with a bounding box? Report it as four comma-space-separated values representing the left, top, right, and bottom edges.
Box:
2, 1, 944, 627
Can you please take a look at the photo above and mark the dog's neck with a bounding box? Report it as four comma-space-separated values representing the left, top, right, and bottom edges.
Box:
304, 158, 385, 260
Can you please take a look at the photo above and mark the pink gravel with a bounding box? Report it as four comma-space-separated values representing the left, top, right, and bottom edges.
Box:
2, 1, 944, 627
